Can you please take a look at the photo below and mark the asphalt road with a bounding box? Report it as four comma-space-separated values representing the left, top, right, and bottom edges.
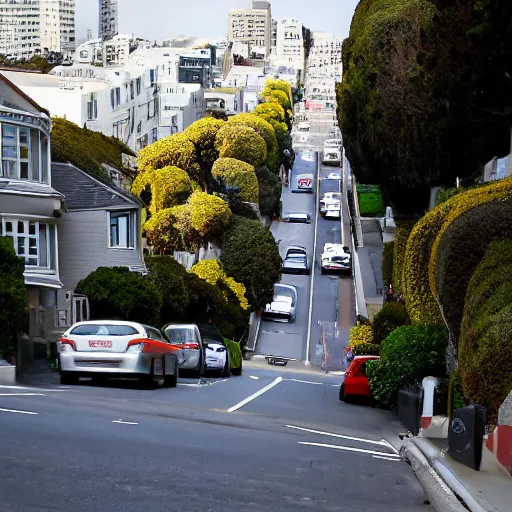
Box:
0, 367, 431, 512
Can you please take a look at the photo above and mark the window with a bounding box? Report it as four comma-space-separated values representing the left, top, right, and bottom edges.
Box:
148, 99, 155, 119
79, 49, 88, 59
110, 89, 115, 109
1, 123, 48, 183
70, 324, 138, 336
0, 218, 55, 267
86, 95, 98, 120
115, 87, 121, 106
130, 81, 134, 100
109, 211, 135, 249
136, 77, 141, 95
151, 127, 158, 143
149, 69, 155, 87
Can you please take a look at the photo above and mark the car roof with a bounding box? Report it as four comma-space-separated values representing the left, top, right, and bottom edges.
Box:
275, 283, 297, 293
164, 323, 197, 329
286, 245, 306, 251
71, 320, 142, 328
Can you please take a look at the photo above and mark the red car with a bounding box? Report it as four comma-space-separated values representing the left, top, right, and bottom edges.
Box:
339, 355, 380, 401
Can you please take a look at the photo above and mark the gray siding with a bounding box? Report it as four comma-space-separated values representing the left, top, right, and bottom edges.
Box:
58, 209, 143, 293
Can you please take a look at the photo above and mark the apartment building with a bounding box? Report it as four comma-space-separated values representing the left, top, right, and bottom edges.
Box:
0, 0, 41, 60
39, 0, 75, 57
227, 1, 272, 58
98, 0, 118, 40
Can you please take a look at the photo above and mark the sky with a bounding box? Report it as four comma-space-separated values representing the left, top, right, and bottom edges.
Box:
76, 0, 359, 42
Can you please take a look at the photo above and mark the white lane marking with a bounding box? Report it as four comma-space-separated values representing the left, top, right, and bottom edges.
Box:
381, 439, 400, 454
112, 420, 139, 425
298, 442, 401, 458
228, 377, 283, 412
249, 376, 259, 380
372, 455, 401, 462
287, 379, 323, 385
178, 383, 201, 387
285, 425, 391, 447
0, 393, 45, 396
329, 371, 345, 376
0, 407, 38, 415
0, 385, 65, 392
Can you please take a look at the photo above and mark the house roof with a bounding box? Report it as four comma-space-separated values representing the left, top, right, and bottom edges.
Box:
0, 71, 51, 117
51, 162, 143, 211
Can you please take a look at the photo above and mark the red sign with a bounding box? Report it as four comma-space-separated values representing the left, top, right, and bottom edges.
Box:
298, 179, 312, 188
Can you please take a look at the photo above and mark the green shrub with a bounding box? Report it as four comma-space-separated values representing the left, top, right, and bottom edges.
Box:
392, 220, 415, 297
382, 241, 393, 289
356, 184, 385, 217
212, 157, 259, 203
435, 187, 466, 206
255, 166, 281, 217
225, 339, 242, 369
0, 238, 28, 360
372, 302, 410, 344
51, 117, 135, 183
145, 256, 189, 323
215, 125, 267, 168
459, 240, 512, 417
367, 325, 448, 408
352, 343, 380, 356
348, 324, 375, 348
431, 195, 512, 347
75, 267, 162, 326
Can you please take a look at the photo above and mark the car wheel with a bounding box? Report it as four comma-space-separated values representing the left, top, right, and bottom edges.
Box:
60, 372, 79, 385
140, 360, 155, 389
321, 268, 325, 275
222, 356, 230, 378
339, 383, 345, 402
164, 358, 178, 388
231, 359, 243, 376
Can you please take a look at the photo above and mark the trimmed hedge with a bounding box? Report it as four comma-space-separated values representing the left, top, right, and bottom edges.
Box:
367, 325, 448, 408
430, 179, 512, 347
215, 125, 267, 168
392, 221, 415, 297
0, 238, 28, 360
352, 343, 381, 356
458, 240, 512, 417
187, 191, 232, 239
75, 267, 162, 326
348, 324, 375, 348
143, 205, 188, 254
372, 302, 410, 344
356, 184, 385, 217
212, 157, 259, 203
225, 339, 242, 369
382, 241, 393, 289
255, 165, 281, 217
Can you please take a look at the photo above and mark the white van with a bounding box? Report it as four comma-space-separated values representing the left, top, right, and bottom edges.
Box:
323, 148, 341, 166
324, 138, 342, 149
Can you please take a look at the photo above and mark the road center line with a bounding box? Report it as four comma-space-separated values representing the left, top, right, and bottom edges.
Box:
287, 379, 323, 385
372, 455, 401, 462
0, 393, 45, 396
112, 420, 139, 425
285, 424, 391, 447
227, 377, 283, 412
249, 376, 259, 380
0, 407, 38, 415
298, 442, 401, 458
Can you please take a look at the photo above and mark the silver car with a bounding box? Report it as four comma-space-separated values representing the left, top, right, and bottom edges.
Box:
58, 320, 179, 387
263, 284, 297, 323
163, 324, 204, 377
282, 246, 309, 275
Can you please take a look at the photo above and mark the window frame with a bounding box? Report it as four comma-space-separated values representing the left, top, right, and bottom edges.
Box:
108, 210, 136, 250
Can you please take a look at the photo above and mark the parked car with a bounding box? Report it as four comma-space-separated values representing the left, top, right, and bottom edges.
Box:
282, 212, 311, 223
163, 324, 205, 377
58, 321, 179, 387
321, 243, 352, 276
320, 192, 341, 214
323, 149, 341, 166
293, 173, 314, 193
282, 245, 309, 275
327, 172, 341, 180
263, 284, 297, 323
339, 356, 380, 401
324, 206, 341, 220
197, 324, 230, 377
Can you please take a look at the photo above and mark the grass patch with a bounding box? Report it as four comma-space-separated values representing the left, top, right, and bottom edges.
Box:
357, 184, 385, 217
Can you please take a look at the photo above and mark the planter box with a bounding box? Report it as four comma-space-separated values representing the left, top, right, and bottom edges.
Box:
0, 365, 16, 385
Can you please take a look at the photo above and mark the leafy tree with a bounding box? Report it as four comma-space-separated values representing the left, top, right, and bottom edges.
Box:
261, 78, 293, 108
211, 157, 259, 203
221, 216, 281, 309
372, 302, 410, 344
254, 102, 285, 124
143, 205, 191, 254
145, 256, 190, 323
262, 90, 291, 112
0, 238, 28, 361
184, 117, 226, 189
255, 166, 281, 217
215, 125, 267, 168
75, 267, 162, 326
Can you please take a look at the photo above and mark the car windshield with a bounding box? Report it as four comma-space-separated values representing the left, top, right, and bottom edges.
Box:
273, 285, 297, 306
331, 255, 350, 263
165, 327, 197, 344
70, 324, 139, 336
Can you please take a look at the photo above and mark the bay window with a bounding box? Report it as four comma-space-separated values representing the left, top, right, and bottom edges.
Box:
0, 122, 49, 183
0, 218, 56, 269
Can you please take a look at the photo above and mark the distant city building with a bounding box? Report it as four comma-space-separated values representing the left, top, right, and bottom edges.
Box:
39, 0, 75, 57
98, 0, 118, 40
227, 0, 272, 58
0, 0, 41, 60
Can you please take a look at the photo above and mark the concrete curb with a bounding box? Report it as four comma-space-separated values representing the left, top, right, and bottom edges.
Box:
402, 439, 467, 512
0, 365, 16, 385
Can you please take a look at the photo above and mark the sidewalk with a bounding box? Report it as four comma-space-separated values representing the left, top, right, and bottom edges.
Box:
403, 436, 512, 512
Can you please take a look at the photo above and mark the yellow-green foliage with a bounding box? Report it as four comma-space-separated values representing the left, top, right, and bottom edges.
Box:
214, 125, 267, 168
261, 78, 293, 108
137, 132, 200, 180
143, 206, 187, 254
459, 240, 512, 417
227, 114, 279, 172
348, 324, 375, 348
187, 191, 232, 238
392, 221, 415, 296
254, 102, 286, 124
190, 259, 249, 310
51, 117, 135, 182
262, 90, 291, 111
212, 158, 259, 203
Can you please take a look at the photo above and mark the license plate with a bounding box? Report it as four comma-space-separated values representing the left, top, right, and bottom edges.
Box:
88, 340, 112, 348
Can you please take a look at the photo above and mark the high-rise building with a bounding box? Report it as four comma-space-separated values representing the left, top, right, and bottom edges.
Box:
39, 0, 75, 56
275, 19, 304, 67
0, 0, 41, 60
227, 1, 272, 57
99, 0, 118, 40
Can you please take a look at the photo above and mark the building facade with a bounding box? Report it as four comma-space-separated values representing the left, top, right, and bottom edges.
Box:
0, 0, 41, 60
39, 0, 75, 57
98, 0, 118, 40
227, 1, 272, 58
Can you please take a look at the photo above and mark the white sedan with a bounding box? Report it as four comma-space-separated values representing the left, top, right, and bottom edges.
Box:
204, 339, 230, 376
327, 172, 341, 180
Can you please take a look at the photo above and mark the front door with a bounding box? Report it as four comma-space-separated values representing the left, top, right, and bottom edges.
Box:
72, 295, 90, 324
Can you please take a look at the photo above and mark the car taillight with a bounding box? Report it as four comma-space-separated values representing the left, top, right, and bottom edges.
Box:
126, 338, 147, 353
182, 343, 200, 350
59, 337, 76, 351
